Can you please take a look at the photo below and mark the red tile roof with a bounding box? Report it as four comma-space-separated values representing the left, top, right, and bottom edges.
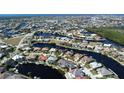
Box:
39, 54, 47, 61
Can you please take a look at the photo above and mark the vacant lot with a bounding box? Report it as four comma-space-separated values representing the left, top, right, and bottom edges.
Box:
4, 36, 24, 46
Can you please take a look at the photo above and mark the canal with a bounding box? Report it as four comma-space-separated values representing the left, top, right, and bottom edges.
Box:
33, 43, 124, 79
17, 63, 65, 79
34, 32, 72, 39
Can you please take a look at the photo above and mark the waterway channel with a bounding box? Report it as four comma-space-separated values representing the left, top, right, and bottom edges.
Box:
33, 43, 124, 79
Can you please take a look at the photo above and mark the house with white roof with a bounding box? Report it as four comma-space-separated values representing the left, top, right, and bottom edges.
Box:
12, 55, 24, 61
103, 44, 112, 47
89, 62, 102, 69
0, 44, 8, 49
47, 54, 58, 64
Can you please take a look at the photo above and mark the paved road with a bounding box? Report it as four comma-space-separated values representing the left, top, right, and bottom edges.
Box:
15, 32, 34, 53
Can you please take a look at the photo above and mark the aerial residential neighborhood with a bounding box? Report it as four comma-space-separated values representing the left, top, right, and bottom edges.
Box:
0, 14, 124, 79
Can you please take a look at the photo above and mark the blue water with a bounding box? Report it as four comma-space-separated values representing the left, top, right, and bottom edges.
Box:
34, 32, 53, 37
34, 32, 72, 39
17, 63, 65, 79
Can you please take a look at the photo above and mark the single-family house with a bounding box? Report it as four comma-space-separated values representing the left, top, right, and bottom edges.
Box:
49, 48, 56, 53
89, 61, 102, 69
73, 53, 82, 62
0, 52, 5, 59
12, 55, 25, 61
71, 68, 85, 78
58, 59, 77, 69
103, 44, 112, 47
97, 67, 113, 77
79, 56, 94, 63
0, 67, 6, 74
47, 54, 58, 64
39, 54, 47, 61
41, 47, 49, 52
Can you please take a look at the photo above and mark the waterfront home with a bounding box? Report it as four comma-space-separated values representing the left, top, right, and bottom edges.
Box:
94, 45, 103, 50
58, 59, 77, 69
0, 52, 5, 59
39, 54, 47, 61
73, 53, 82, 62
97, 67, 113, 77
121, 48, 124, 52
43, 39, 50, 42
56, 37, 61, 41
5, 74, 29, 79
60, 37, 70, 41
26, 54, 36, 61
63, 51, 74, 60
118, 55, 124, 62
0, 72, 29, 79
71, 68, 85, 78
79, 43, 87, 48
41, 47, 49, 52
33, 47, 41, 52
47, 55, 58, 64
95, 36, 103, 41
111, 51, 119, 58
54, 49, 64, 57
94, 46, 103, 53
87, 45, 94, 50
89, 62, 102, 69
79, 56, 94, 63
89, 42, 97, 46
65, 72, 75, 79
82, 40, 89, 44
60, 41, 72, 47
33, 35, 39, 39
0, 67, 6, 74
103, 47, 111, 53
49, 48, 56, 53
103, 44, 112, 47
66, 32, 73, 37
86, 36, 94, 41
91, 33, 97, 38
64, 51, 74, 56
12, 55, 24, 61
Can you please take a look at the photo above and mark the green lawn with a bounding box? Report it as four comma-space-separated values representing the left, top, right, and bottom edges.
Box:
91, 69, 98, 75
84, 63, 91, 69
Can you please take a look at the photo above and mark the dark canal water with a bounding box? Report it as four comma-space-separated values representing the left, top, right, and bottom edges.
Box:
34, 32, 72, 39
34, 32, 124, 48
17, 63, 65, 79
33, 43, 124, 79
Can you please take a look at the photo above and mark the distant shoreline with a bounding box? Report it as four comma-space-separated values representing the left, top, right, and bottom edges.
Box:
0, 14, 124, 17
